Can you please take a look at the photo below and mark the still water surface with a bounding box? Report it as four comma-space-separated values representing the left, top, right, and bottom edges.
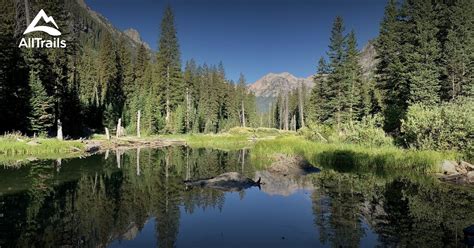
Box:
0, 147, 473, 247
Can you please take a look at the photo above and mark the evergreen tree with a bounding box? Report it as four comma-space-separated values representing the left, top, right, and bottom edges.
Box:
28, 71, 54, 134
375, 0, 408, 132
344, 30, 363, 124
309, 57, 329, 123
0, 0, 29, 133
442, 0, 474, 100
156, 6, 183, 127
325, 16, 348, 127
405, 0, 441, 106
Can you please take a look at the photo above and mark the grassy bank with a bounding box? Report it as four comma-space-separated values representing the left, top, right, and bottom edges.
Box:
251, 135, 460, 173
163, 127, 294, 150
0, 136, 84, 166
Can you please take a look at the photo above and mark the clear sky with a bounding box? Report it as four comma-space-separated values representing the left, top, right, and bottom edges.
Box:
85, 0, 387, 83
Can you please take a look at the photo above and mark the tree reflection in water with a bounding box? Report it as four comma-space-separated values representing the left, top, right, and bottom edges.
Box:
0, 147, 472, 247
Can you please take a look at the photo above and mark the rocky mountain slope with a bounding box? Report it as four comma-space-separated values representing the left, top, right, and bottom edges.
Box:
73, 0, 150, 50
248, 72, 313, 98
249, 40, 377, 99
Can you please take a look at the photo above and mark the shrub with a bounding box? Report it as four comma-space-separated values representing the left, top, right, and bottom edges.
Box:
401, 98, 474, 155
342, 115, 393, 147
299, 115, 393, 147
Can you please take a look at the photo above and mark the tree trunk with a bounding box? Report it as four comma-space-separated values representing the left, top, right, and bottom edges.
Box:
166, 66, 170, 123
57, 119, 63, 140
116, 118, 122, 138
268, 102, 272, 128
298, 82, 305, 129
137, 110, 141, 137
24, 0, 30, 26
105, 127, 110, 140
284, 93, 289, 130
186, 87, 191, 132
241, 100, 246, 127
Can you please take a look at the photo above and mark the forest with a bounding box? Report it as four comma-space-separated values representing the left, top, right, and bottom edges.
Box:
0, 0, 473, 156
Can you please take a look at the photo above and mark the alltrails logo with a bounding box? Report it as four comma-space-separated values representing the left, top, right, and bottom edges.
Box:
19, 9, 66, 48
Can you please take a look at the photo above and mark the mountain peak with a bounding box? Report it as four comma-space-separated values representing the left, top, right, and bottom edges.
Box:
249, 72, 313, 98
123, 28, 150, 50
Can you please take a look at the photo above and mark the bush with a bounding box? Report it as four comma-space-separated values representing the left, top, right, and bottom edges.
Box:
299, 115, 393, 147
401, 99, 474, 155
342, 115, 393, 147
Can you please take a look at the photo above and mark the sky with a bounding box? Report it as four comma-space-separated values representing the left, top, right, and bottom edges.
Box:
85, 0, 387, 83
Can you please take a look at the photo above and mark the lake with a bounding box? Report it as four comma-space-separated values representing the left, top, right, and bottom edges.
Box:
0, 147, 473, 247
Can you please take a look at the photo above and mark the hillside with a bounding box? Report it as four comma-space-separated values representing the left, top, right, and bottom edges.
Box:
71, 0, 150, 50
249, 40, 377, 100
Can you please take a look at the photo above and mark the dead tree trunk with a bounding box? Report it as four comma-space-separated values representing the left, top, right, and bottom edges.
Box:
165, 66, 171, 124
284, 93, 289, 130
298, 82, 305, 129
24, 0, 30, 26
137, 110, 141, 137
57, 119, 63, 140
268, 102, 272, 128
116, 118, 122, 138
241, 100, 246, 127
186, 87, 191, 132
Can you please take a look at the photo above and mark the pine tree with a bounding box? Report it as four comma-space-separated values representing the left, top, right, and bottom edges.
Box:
325, 16, 348, 127
344, 30, 363, 124
405, 0, 441, 106
156, 6, 183, 127
28, 71, 54, 134
309, 57, 329, 123
98, 31, 117, 106
442, 0, 474, 100
0, 0, 29, 133
375, 0, 408, 132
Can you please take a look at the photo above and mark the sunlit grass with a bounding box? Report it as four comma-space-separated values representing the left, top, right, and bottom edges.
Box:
0, 136, 84, 166
251, 135, 460, 173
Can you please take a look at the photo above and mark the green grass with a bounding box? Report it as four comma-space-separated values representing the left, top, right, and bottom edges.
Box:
161, 127, 293, 150
251, 135, 460, 174
0, 136, 85, 166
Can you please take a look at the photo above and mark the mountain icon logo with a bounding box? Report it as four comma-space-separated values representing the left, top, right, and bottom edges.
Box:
23, 9, 61, 36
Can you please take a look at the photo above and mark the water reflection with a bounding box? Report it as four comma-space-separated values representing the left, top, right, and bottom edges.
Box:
0, 147, 472, 248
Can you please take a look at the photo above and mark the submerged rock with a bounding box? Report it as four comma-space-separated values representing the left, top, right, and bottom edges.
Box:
184, 172, 261, 192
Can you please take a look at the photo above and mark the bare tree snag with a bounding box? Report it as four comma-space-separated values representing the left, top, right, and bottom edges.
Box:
57, 119, 63, 140
116, 118, 122, 138
137, 110, 141, 137
298, 81, 305, 129
241, 100, 246, 127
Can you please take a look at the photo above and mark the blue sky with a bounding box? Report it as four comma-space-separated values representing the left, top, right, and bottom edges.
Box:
85, 0, 387, 83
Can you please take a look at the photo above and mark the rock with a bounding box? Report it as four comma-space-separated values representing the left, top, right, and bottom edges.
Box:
26, 140, 40, 146
461, 161, 474, 171
467, 171, 474, 183
440, 160, 458, 175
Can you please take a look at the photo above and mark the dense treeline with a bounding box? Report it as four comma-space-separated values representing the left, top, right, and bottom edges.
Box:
271, 0, 473, 152
0, 1, 257, 137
